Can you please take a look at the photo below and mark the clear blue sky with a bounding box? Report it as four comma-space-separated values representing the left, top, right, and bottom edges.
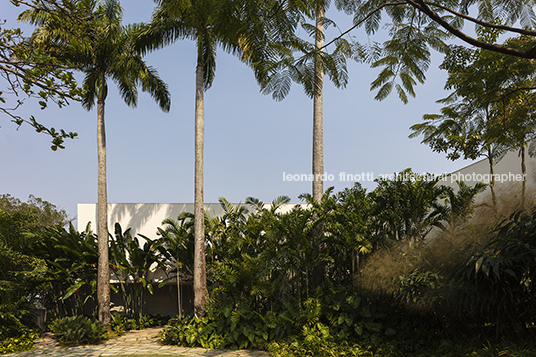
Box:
1, 0, 473, 222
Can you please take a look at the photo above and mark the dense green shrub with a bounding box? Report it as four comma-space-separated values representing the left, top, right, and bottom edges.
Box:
35, 224, 98, 319
49, 316, 107, 346
369, 169, 446, 243
159, 316, 224, 349
0, 210, 47, 355
157, 182, 477, 352
160, 289, 389, 351
397, 269, 441, 307
0, 309, 33, 339
110, 313, 169, 332
159, 301, 292, 350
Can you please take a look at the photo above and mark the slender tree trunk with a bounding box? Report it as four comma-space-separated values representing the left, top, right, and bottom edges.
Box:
311, 1, 326, 290
193, 61, 207, 318
487, 150, 497, 211
96, 90, 110, 327
312, 0, 324, 203
521, 145, 526, 208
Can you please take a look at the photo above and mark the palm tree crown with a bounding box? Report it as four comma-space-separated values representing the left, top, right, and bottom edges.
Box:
20, 0, 171, 111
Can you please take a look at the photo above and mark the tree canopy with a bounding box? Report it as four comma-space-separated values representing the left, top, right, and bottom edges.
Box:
333, 0, 536, 102
0, 193, 69, 228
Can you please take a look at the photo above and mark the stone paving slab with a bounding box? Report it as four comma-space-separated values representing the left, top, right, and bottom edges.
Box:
5, 327, 270, 357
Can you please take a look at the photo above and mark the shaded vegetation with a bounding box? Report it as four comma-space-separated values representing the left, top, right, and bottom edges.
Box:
157, 176, 536, 355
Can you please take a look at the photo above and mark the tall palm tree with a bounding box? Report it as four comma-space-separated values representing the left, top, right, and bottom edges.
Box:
312, 0, 325, 203
135, 0, 287, 316
20, 0, 171, 326
259, 0, 349, 202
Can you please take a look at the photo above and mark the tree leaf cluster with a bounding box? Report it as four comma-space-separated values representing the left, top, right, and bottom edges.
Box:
369, 168, 449, 242
259, 0, 352, 101
1, 18, 81, 150
318, 0, 536, 103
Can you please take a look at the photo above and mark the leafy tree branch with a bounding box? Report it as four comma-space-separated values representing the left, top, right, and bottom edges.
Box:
1, 13, 82, 150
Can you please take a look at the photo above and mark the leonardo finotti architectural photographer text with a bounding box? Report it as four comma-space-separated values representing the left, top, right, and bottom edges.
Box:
282, 172, 526, 183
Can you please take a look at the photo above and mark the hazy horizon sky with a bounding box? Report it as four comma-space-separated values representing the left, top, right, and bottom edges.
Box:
1, 0, 474, 223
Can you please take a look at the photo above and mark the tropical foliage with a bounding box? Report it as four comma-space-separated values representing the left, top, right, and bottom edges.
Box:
0, 171, 533, 355
35, 223, 99, 319
4, 0, 536, 354
0, 194, 171, 352
369, 169, 444, 242
157, 177, 497, 353
337, 0, 536, 104
109, 223, 169, 317
0, 198, 56, 353
447, 208, 536, 336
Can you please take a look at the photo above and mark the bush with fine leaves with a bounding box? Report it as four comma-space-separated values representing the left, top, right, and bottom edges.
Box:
446, 208, 536, 336
49, 316, 107, 346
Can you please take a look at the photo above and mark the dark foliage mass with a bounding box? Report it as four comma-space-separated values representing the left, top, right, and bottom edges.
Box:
156, 176, 536, 354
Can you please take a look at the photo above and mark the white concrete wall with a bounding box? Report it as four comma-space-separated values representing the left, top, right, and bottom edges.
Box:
77, 202, 301, 238
78, 203, 224, 238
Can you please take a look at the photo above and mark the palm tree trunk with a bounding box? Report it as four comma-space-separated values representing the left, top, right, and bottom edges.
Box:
312, 0, 324, 203
487, 149, 497, 211
311, 0, 327, 291
194, 61, 207, 318
96, 92, 110, 327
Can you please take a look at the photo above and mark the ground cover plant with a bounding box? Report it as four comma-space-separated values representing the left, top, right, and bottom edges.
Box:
0, 311, 40, 355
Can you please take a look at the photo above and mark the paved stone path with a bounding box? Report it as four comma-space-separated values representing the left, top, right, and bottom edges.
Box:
6, 328, 270, 357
